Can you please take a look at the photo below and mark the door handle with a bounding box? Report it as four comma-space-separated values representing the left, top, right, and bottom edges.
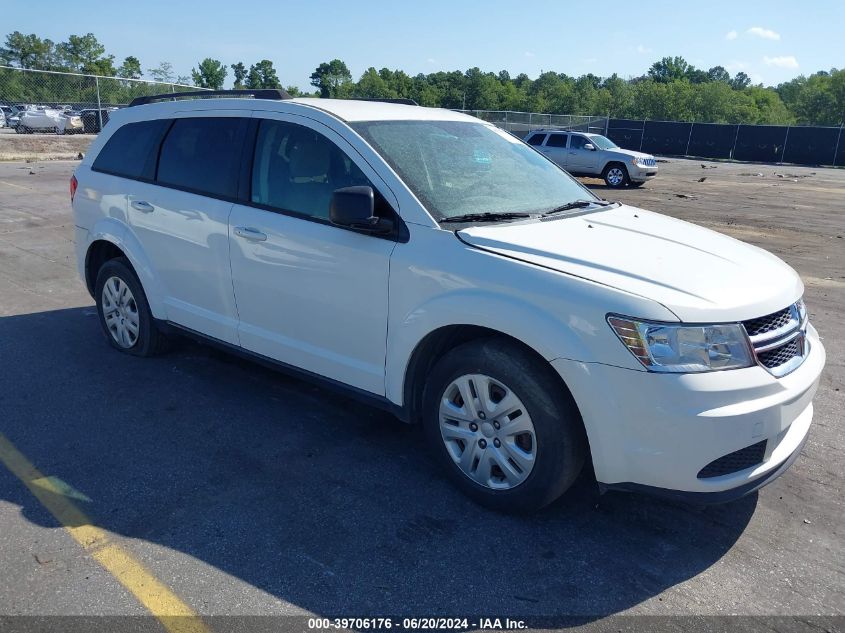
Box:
131, 200, 154, 213
233, 226, 268, 242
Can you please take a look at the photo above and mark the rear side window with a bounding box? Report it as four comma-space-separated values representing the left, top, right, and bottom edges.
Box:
526, 133, 546, 146
156, 117, 247, 198
545, 133, 568, 147
92, 119, 169, 179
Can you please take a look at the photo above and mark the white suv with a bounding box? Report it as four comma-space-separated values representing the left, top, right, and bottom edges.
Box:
72, 90, 825, 512
526, 130, 658, 187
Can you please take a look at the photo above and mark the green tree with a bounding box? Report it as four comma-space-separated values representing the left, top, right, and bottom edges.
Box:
191, 58, 227, 89
707, 66, 730, 83
245, 59, 281, 89
57, 33, 114, 75
231, 62, 247, 89
147, 62, 175, 83
355, 67, 393, 98
310, 59, 352, 98
730, 72, 751, 90
0, 32, 57, 69
116, 56, 142, 79
648, 56, 692, 83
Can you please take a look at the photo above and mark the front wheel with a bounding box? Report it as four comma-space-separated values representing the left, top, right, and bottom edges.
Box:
602, 163, 629, 188
422, 338, 586, 513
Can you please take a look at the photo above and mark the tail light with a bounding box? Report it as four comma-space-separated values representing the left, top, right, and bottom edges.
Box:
70, 174, 78, 201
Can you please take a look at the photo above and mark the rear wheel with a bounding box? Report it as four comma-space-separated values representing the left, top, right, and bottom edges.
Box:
602, 163, 629, 188
95, 257, 168, 357
422, 337, 586, 513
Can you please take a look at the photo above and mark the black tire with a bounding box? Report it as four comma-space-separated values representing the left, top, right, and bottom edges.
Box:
602, 162, 629, 188
94, 257, 169, 357
629, 180, 645, 188
422, 337, 586, 513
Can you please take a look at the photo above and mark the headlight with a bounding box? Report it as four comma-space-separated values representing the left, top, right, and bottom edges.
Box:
631, 157, 650, 166
608, 316, 754, 373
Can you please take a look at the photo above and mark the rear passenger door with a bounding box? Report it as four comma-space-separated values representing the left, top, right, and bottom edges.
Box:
541, 132, 569, 167
126, 112, 250, 344
228, 115, 398, 395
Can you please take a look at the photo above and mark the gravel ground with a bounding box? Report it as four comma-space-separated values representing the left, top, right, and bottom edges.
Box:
0, 157, 842, 629
0, 128, 94, 161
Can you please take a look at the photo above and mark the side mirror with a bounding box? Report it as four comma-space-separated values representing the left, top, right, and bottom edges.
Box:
583, 143, 596, 151
330, 186, 393, 234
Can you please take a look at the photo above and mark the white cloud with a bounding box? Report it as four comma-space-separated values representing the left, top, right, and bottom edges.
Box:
763, 55, 799, 69
725, 60, 749, 72
747, 26, 780, 40
725, 30, 738, 40
636, 44, 652, 54
583, 57, 598, 64
524, 51, 535, 58
426, 58, 437, 64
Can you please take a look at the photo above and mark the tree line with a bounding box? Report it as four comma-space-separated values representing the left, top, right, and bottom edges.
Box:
1, 31, 843, 127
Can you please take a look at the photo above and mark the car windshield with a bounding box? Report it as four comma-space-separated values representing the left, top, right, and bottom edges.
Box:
351, 120, 594, 220
588, 134, 618, 150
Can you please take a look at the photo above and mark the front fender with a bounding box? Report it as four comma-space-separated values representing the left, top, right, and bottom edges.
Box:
385, 289, 596, 405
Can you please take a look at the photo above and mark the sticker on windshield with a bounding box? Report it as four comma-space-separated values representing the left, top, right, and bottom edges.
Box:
473, 149, 492, 164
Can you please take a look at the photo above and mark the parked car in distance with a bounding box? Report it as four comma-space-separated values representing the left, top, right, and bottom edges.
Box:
80, 107, 116, 133
526, 129, 658, 188
57, 111, 84, 134
1, 105, 18, 124
16, 108, 64, 133
72, 92, 824, 513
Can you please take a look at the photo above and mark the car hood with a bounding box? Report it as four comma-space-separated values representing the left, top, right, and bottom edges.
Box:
457, 205, 803, 322
604, 147, 652, 160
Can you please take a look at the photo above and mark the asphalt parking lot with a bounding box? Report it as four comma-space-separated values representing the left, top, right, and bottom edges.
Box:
0, 157, 842, 629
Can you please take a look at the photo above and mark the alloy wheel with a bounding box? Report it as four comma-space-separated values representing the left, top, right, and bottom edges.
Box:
607, 167, 625, 186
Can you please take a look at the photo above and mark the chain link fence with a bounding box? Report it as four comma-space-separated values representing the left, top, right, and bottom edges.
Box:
455, 110, 608, 137
0, 66, 203, 134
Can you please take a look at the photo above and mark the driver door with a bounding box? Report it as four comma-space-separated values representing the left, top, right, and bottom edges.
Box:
228, 115, 399, 395
567, 134, 600, 174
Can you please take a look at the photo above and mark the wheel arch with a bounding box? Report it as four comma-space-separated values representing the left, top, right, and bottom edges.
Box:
83, 227, 167, 319
400, 324, 582, 428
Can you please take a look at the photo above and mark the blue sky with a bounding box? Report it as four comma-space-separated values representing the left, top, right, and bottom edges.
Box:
8, 0, 842, 90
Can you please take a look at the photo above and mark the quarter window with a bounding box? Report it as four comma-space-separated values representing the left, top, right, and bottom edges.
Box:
92, 119, 169, 180
251, 120, 375, 220
156, 117, 247, 198
545, 133, 568, 148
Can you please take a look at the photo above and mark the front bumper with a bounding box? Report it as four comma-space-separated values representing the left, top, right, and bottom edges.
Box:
551, 323, 825, 501
629, 164, 658, 181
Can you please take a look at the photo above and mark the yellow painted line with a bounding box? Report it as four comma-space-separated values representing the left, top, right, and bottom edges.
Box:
0, 433, 211, 633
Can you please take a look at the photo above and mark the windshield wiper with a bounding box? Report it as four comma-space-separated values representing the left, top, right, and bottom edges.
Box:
541, 199, 613, 216
438, 211, 534, 224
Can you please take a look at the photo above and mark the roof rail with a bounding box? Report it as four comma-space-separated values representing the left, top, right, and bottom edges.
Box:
350, 97, 419, 106
128, 88, 293, 107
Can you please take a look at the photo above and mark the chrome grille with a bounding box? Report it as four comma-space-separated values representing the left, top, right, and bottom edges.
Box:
743, 307, 792, 337
758, 338, 801, 369
742, 301, 808, 378
639, 158, 656, 167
